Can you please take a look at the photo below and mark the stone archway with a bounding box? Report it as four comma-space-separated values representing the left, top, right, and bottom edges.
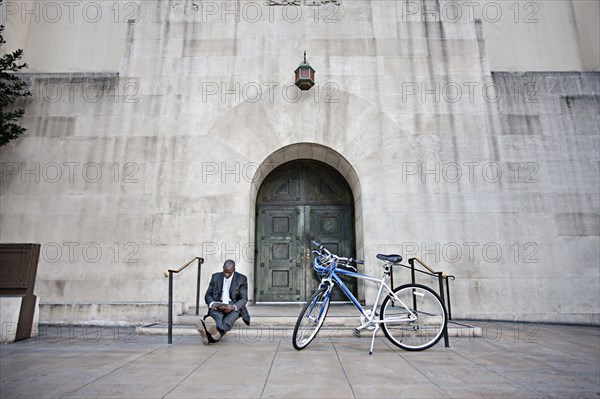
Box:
254, 159, 356, 302
250, 143, 362, 302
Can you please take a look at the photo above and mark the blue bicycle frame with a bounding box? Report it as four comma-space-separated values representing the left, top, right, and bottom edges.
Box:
315, 256, 403, 321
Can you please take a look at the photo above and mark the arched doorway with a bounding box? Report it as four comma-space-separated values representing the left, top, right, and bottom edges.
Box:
255, 160, 356, 302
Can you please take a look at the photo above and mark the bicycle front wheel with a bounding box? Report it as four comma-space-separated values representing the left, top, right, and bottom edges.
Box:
380, 284, 447, 351
292, 286, 331, 350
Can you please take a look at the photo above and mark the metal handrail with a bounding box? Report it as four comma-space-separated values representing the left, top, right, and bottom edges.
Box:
389, 257, 456, 348
163, 257, 204, 344
411, 257, 446, 277
163, 257, 202, 277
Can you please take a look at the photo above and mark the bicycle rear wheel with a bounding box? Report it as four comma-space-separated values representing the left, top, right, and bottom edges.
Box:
292, 286, 331, 350
380, 284, 447, 351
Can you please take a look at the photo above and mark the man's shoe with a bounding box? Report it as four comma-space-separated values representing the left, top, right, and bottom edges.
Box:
204, 317, 222, 341
196, 321, 210, 345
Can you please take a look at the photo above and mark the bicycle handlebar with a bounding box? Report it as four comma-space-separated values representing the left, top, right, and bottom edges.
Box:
311, 240, 364, 267
311, 240, 331, 256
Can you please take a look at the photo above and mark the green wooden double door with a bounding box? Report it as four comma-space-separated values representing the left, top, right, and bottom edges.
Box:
255, 160, 356, 302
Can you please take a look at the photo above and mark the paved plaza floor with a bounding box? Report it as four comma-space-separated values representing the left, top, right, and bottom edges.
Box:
1, 321, 598, 398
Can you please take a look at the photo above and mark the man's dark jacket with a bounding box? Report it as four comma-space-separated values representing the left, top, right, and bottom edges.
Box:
205, 271, 250, 325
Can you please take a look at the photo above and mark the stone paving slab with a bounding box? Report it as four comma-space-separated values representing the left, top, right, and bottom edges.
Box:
1, 322, 598, 399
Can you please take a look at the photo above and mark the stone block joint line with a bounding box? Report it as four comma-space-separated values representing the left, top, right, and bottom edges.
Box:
58, 346, 163, 399
383, 339, 451, 397
259, 338, 282, 398
332, 341, 357, 399
161, 350, 218, 399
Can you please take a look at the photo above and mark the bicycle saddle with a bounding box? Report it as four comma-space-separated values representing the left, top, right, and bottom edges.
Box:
376, 254, 402, 263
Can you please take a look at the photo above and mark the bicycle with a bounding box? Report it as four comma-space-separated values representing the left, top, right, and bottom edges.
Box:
292, 241, 448, 354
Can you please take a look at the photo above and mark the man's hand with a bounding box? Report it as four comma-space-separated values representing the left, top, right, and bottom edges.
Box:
221, 304, 235, 313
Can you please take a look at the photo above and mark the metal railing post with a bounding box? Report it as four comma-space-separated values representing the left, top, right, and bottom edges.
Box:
445, 277, 452, 320
437, 273, 449, 348
168, 272, 173, 345
408, 259, 417, 311
409, 258, 416, 285
195, 258, 202, 316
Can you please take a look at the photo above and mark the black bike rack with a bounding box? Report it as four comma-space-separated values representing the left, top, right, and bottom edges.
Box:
389, 258, 455, 348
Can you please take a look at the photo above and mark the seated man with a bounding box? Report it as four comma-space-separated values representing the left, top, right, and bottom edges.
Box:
198, 259, 250, 344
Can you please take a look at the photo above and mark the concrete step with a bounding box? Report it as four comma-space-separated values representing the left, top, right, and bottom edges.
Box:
40, 301, 185, 325
186, 304, 307, 318
162, 304, 483, 339
135, 320, 482, 339
173, 314, 357, 326
138, 304, 481, 340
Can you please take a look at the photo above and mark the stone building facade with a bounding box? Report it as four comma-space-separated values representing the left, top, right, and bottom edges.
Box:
1, 0, 598, 325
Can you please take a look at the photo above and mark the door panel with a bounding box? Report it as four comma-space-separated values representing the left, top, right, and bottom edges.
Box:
307, 206, 355, 301
256, 207, 304, 302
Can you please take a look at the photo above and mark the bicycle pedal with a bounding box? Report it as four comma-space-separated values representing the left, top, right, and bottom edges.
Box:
353, 328, 361, 337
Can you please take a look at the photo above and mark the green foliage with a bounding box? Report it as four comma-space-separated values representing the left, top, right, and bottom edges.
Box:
1, 22, 31, 146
